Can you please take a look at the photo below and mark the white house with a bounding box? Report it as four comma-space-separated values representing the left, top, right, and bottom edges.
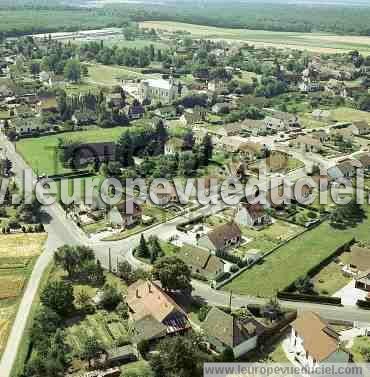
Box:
235, 202, 271, 228
290, 312, 349, 369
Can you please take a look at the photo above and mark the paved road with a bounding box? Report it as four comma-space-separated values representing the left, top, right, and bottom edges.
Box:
1, 135, 370, 377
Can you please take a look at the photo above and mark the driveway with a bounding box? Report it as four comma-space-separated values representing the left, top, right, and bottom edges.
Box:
333, 280, 367, 306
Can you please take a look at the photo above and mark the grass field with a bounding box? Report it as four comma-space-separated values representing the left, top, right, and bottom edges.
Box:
87, 63, 149, 86
223, 205, 370, 297
140, 21, 370, 54
16, 126, 141, 175
331, 107, 370, 123
0, 233, 46, 358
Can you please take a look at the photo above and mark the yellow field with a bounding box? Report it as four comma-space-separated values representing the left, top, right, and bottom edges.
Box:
140, 21, 370, 54
0, 233, 46, 258
0, 276, 25, 299
0, 304, 16, 354
0, 233, 46, 356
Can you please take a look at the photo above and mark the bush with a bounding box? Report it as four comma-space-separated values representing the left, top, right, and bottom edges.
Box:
214, 271, 231, 283
198, 305, 211, 322
357, 299, 370, 310
191, 272, 208, 282
137, 339, 150, 355
277, 291, 341, 305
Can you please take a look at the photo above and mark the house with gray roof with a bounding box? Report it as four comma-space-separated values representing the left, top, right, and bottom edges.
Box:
202, 307, 265, 358
198, 222, 242, 253
178, 244, 225, 281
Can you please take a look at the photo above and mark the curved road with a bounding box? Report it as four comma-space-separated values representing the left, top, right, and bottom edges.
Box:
1, 135, 370, 377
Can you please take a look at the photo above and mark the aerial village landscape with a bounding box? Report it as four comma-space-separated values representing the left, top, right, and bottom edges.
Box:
0, 1, 370, 377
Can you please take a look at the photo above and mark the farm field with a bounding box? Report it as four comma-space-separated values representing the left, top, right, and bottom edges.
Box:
223, 204, 370, 297
72, 36, 168, 51
140, 21, 370, 54
16, 125, 145, 176
0, 233, 46, 357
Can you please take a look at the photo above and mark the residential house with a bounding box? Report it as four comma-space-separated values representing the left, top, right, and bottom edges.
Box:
336, 159, 361, 178
72, 142, 116, 165
178, 244, 225, 281
264, 110, 300, 130
311, 130, 330, 144
107, 199, 142, 229
0, 84, 13, 100
202, 307, 265, 358
235, 202, 271, 228
132, 315, 168, 344
106, 93, 125, 109
149, 183, 179, 206
154, 105, 177, 119
71, 110, 97, 127
36, 96, 58, 114
330, 126, 353, 143
349, 121, 370, 136
164, 137, 183, 155
355, 270, 370, 291
12, 118, 57, 138
198, 222, 242, 253
127, 101, 145, 120
290, 311, 349, 368
325, 79, 348, 97
242, 119, 267, 136
295, 135, 322, 153
126, 280, 190, 337
238, 142, 264, 161
356, 153, 370, 171
312, 109, 332, 122
211, 102, 230, 115
208, 80, 227, 93
343, 245, 370, 291
298, 66, 321, 93
105, 345, 138, 367
219, 136, 247, 153
180, 106, 207, 126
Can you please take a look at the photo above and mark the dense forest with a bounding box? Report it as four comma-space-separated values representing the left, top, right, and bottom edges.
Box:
1, 0, 370, 37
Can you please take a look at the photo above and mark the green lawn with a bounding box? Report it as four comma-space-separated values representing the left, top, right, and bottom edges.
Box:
16, 126, 139, 175
87, 63, 148, 86
224, 205, 370, 297
235, 220, 304, 258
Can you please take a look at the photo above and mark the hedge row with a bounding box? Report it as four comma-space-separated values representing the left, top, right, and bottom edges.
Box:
357, 299, 370, 309
277, 291, 342, 306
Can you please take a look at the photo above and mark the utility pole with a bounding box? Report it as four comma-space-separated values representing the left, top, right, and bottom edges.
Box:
108, 248, 112, 273
229, 290, 232, 312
